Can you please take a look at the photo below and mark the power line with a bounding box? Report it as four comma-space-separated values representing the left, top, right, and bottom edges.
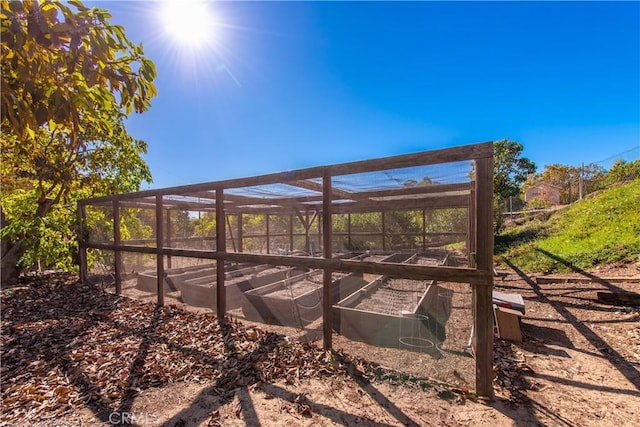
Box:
592, 146, 639, 166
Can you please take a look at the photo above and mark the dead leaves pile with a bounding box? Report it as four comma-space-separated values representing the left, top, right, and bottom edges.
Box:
2, 275, 328, 423
2, 274, 474, 424
493, 338, 532, 403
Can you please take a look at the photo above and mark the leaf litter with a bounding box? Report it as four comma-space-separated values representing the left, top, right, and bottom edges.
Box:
2, 273, 523, 424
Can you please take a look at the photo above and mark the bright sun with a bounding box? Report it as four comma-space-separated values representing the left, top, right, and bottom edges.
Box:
159, 1, 217, 49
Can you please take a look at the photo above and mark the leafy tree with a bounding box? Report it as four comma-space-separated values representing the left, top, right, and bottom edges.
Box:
493, 139, 536, 233
601, 159, 640, 187
493, 139, 536, 199
1, 0, 156, 284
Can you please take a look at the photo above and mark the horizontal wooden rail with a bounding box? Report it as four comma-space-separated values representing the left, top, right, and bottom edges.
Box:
81, 242, 491, 285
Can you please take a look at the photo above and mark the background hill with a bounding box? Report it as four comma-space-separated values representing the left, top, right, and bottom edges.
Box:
495, 179, 640, 274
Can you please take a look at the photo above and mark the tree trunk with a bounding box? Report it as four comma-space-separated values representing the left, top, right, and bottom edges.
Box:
1, 199, 55, 286
1, 206, 22, 286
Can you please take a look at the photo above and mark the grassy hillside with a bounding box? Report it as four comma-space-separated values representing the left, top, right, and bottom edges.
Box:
495, 179, 640, 274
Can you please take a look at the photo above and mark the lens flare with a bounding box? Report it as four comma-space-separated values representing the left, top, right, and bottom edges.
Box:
159, 1, 217, 50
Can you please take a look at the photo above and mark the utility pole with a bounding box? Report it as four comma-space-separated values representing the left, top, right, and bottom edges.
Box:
579, 162, 584, 200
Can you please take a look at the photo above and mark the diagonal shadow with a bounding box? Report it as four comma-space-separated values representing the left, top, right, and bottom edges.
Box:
219, 319, 261, 426
330, 351, 421, 426
524, 371, 640, 397
504, 258, 640, 391
535, 248, 628, 293
159, 327, 282, 426
112, 307, 165, 424
258, 382, 397, 426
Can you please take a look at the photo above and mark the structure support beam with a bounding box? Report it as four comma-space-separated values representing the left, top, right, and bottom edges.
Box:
238, 214, 244, 253
473, 157, 494, 398
216, 187, 226, 318
289, 215, 294, 252
155, 194, 165, 306
322, 170, 333, 350
77, 204, 88, 283
166, 209, 172, 269
113, 200, 122, 295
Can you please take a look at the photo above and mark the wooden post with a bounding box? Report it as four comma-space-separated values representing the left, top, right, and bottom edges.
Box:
317, 211, 322, 254
322, 170, 333, 350
156, 194, 165, 306
468, 182, 477, 266
266, 214, 270, 254
238, 214, 244, 253
113, 200, 122, 295
226, 215, 237, 252
305, 211, 310, 254
381, 212, 386, 251
77, 204, 88, 284
422, 209, 426, 252
347, 213, 352, 251
216, 187, 226, 318
473, 156, 494, 398
165, 209, 172, 269
288, 214, 294, 252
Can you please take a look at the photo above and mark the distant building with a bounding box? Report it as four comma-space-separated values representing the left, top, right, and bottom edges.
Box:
525, 182, 561, 206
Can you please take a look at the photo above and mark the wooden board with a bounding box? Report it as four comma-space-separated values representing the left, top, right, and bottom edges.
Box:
493, 304, 523, 342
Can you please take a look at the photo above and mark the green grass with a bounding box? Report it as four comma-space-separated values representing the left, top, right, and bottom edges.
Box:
496, 179, 640, 274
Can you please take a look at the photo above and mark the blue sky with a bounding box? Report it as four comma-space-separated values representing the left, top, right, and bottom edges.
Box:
92, 1, 639, 189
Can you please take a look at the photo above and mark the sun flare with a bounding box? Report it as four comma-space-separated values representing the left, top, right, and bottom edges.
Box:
159, 0, 217, 49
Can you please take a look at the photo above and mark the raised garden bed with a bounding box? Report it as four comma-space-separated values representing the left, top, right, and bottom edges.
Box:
180, 266, 308, 310
135, 262, 254, 293
135, 263, 216, 293
241, 270, 366, 327
332, 252, 453, 354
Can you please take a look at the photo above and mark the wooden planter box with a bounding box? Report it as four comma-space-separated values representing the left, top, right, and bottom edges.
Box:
136, 263, 216, 293
135, 262, 255, 293
333, 278, 444, 352
180, 266, 308, 310
332, 252, 453, 354
242, 271, 368, 327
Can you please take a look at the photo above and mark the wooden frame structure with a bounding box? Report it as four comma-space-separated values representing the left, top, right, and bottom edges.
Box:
78, 141, 494, 396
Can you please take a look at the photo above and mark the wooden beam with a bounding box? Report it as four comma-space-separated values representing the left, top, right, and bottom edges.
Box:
155, 194, 165, 306
113, 200, 122, 295
79, 142, 492, 204
288, 214, 294, 252
238, 214, 244, 253
322, 170, 333, 350
347, 213, 352, 250
77, 204, 88, 283
266, 214, 270, 254
331, 194, 469, 214
80, 242, 493, 285
421, 209, 426, 252
352, 182, 470, 199
290, 179, 355, 200
226, 215, 237, 252
381, 212, 386, 251
165, 208, 172, 268
597, 291, 640, 306
473, 156, 494, 398
216, 186, 226, 318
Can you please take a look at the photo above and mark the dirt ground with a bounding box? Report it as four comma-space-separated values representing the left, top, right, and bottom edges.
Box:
2, 261, 639, 426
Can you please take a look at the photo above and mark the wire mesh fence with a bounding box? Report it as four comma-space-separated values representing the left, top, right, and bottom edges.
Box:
79, 142, 493, 395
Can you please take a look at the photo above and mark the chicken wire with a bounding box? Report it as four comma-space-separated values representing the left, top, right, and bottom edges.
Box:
79, 143, 491, 394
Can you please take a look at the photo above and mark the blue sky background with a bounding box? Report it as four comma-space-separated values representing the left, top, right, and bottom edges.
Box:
92, 1, 639, 189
